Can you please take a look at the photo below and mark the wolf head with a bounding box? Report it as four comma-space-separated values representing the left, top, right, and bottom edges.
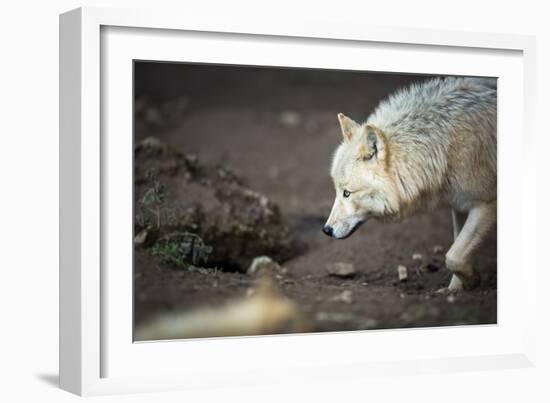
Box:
323, 113, 398, 239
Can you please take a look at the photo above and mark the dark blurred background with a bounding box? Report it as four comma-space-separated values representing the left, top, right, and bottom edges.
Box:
134, 62, 430, 224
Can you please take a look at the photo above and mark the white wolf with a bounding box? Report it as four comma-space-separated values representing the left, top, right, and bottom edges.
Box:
323, 77, 497, 291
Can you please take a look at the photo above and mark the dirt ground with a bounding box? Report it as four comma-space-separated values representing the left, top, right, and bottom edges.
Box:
134, 63, 497, 337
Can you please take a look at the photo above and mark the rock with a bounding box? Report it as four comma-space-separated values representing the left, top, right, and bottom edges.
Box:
419, 263, 439, 273
327, 262, 356, 278
135, 276, 308, 340
247, 256, 282, 275
412, 253, 423, 261
433, 245, 445, 254
397, 264, 408, 281
331, 290, 353, 304
446, 294, 456, 303
134, 228, 149, 245
187, 266, 212, 275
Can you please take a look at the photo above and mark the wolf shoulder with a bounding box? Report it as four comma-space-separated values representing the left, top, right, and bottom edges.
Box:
370, 77, 497, 211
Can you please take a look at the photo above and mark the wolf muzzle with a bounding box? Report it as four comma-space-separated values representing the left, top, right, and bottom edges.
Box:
322, 225, 334, 237
322, 220, 364, 239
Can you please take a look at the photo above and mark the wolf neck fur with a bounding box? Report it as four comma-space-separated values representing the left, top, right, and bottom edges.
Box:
380, 128, 448, 220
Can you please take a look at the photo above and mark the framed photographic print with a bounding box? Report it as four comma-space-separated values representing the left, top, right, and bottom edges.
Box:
60, 6, 537, 396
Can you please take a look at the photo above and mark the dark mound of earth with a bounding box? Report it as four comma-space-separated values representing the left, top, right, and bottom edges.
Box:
134, 137, 298, 271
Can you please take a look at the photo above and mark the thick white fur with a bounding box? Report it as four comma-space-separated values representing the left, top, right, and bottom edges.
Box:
325, 77, 497, 291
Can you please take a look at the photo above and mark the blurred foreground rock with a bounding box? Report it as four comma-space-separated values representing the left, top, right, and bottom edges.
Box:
135, 276, 308, 340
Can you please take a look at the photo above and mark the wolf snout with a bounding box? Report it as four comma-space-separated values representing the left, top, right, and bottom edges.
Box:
322, 225, 334, 237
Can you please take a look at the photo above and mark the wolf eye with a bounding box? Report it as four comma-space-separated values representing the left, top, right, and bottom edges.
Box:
343, 190, 351, 198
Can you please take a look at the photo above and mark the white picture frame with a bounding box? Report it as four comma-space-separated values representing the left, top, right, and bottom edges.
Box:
59, 6, 537, 396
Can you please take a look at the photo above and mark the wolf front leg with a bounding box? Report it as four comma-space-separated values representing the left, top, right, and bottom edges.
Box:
446, 201, 496, 291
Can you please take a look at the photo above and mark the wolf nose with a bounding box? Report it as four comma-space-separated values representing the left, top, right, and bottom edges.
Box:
322, 225, 333, 237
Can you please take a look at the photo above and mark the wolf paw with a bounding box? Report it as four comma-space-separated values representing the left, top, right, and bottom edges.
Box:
436, 281, 460, 294
436, 287, 452, 295
447, 268, 481, 292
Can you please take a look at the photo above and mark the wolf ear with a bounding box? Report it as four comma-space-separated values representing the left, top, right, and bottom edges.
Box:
359, 124, 387, 161
337, 113, 359, 142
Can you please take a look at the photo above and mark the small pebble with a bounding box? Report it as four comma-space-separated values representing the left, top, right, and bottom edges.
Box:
187, 266, 211, 275
327, 262, 356, 278
397, 264, 408, 281
247, 256, 282, 275
412, 253, 423, 261
433, 245, 445, 254
134, 229, 149, 245
331, 290, 353, 304
446, 294, 456, 303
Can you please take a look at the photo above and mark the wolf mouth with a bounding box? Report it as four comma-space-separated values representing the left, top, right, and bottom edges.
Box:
335, 220, 365, 240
